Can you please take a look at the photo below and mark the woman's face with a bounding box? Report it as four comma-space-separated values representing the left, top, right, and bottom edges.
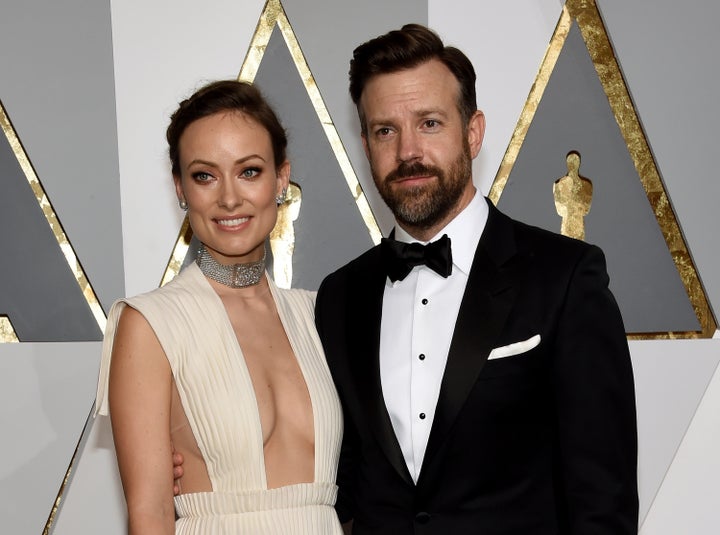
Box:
174, 110, 289, 265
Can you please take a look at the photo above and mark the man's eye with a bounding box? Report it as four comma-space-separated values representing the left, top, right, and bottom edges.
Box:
376, 127, 392, 137
424, 119, 439, 128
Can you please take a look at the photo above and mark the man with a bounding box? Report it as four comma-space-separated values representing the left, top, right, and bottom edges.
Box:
314, 24, 638, 534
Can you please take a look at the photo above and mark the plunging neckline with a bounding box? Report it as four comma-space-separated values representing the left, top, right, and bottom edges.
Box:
197, 265, 318, 491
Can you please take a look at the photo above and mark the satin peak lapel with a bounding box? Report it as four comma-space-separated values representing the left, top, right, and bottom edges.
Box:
420, 204, 519, 482
346, 254, 414, 486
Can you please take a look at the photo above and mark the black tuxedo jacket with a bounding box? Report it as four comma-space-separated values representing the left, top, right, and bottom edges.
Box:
315, 200, 638, 534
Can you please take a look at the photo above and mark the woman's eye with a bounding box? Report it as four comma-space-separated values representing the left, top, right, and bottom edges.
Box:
192, 171, 212, 182
242, 168, 260, 179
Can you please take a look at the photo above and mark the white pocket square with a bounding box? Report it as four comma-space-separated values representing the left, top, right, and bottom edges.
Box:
487, 334, 541, 360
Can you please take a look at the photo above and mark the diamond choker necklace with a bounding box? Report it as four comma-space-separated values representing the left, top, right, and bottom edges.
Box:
195, 244, 266, 288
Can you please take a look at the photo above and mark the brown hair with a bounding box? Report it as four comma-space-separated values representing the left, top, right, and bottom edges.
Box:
349, 24, 477, 132
166, 80, 287, 175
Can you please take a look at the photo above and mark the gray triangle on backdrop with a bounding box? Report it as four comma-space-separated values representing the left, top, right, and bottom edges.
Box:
181, 26, 377, 291
495, 23, 698, 334
0, 116, 103, 341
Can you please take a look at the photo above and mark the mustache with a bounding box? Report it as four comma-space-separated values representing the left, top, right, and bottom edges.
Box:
385, 161, 443, 182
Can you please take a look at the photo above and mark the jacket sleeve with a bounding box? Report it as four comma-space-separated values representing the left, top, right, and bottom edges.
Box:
316, 275, 358, 524
553, 244, 639, 534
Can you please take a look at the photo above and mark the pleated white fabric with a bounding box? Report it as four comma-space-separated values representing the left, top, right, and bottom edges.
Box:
95, 263, 344, 534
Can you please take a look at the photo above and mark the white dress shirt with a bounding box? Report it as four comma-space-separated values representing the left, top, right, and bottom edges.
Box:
379, 192, 488, 482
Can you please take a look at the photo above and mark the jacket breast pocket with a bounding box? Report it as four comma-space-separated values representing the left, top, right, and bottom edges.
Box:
479, 335, 543, 379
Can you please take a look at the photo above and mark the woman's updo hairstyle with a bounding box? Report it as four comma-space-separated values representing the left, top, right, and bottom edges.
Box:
167, 80, 288, 175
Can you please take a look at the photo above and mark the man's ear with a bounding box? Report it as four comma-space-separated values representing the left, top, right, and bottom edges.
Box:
467, 110, 486, 158
361, 132, 371, 161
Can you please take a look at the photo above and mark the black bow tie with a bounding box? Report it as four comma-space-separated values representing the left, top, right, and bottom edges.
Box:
380, 234, 453, 282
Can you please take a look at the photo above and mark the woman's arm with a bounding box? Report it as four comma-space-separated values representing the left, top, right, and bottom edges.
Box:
109, 306, 175, 535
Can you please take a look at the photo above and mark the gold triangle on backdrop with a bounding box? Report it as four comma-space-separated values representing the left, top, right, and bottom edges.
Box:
160, 0, 382, 287
0, 101, 107, 342
0, 315, 19, 342
488, 0, 716, 339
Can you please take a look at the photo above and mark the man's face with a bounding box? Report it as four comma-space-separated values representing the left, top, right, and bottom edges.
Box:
359, 59, 485, 239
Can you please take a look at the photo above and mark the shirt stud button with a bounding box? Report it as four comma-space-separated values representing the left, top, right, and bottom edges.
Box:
421, 298, 429, 305
419, 413, 426, 420
419, 354, 426, 361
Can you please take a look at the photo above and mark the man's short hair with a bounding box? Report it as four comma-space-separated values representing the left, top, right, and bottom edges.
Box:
349, 23, 477, 132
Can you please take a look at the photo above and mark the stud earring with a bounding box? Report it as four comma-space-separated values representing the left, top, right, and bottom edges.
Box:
179, 199, 188, 211
275, 187, 288, 205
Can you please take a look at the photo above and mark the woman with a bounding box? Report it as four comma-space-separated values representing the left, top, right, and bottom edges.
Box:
95, 80, 344, 533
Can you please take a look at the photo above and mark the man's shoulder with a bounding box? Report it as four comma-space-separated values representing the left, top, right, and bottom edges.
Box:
315, 244, 383, 309
493, 203, 599, 257
483, 202, 608, 281
324, 244, 383, 282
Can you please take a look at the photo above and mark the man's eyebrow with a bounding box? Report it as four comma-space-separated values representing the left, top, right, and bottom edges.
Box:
367, 109, 449, 127
414, 108, 449, 118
